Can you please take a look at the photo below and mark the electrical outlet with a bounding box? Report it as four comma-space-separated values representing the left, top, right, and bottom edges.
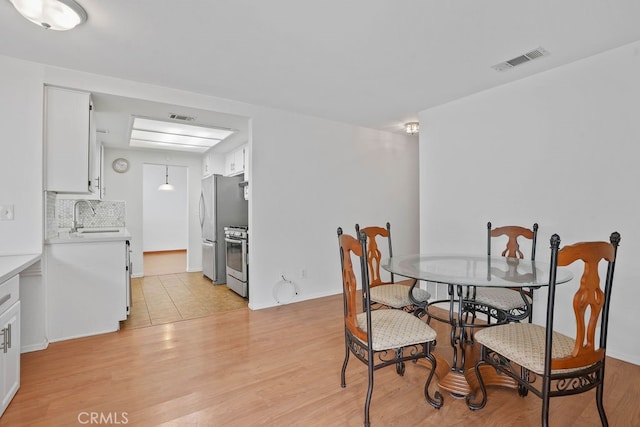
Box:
0, 205, 14, 221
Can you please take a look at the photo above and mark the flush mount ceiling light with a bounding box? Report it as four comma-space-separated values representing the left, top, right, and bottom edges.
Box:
158, 165, 175, 191
130, 117, 235, 153
405, 122, 419, 135
9, 0, 88, 31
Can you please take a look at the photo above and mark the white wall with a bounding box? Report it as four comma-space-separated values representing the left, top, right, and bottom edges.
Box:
419, 40, 640, 364
142, 164, 188, 252
249, 111, 420, 309
0, 56, 45, 352
103, 149, 201, 277
0, 56, 43, 255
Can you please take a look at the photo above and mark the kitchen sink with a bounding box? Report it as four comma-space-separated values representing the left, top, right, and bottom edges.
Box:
77, 229, 120, 234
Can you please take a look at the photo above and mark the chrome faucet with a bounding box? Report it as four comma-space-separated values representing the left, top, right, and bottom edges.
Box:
71, 200, 96, 233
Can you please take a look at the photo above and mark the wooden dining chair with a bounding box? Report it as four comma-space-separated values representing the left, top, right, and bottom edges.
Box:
355, 223, 430, 313
466, 222, 538, 324
468, 232, 620, 427
337, 227, 442, 427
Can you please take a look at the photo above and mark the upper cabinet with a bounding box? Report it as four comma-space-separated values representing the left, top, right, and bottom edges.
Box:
202, 150, 227, 177
90, 119, 103, 198
202, 150, 213, 177
202, 151, 211, 177
224, 144, 247, 176
45, 86, 101, 197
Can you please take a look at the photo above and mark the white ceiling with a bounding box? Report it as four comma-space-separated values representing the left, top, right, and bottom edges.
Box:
1, 0, 640, 135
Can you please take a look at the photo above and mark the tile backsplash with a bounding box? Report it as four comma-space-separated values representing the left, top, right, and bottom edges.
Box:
45, 192, 57, 240
46, 193, 126, 238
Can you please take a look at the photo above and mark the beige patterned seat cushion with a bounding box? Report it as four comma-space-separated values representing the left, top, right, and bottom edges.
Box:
472, 287, 532, 311
370, 284, 431, 309
475, 323, 587, 374
356, 310, 437, 351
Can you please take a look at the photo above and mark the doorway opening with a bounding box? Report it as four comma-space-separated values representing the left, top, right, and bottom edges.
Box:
143, 250, 187, 276
122, 163, 248, 330
142, 163, 189, 275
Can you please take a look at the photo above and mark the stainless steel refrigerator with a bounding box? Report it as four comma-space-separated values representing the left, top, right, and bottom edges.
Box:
200, 174, 248, 284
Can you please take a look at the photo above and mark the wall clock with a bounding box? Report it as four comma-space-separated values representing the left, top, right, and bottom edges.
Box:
112, 158, 130, 173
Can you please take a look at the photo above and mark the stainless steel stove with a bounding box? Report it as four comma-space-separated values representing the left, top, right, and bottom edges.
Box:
224, 225, 248, 239
224, 226, 248, 297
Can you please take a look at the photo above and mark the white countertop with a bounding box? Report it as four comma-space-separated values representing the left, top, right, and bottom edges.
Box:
46, 228, 131, 244
0, 254, 41, 283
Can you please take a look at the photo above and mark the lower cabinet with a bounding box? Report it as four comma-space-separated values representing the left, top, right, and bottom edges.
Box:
0, 276, 20, 417
46, 240, 128, 342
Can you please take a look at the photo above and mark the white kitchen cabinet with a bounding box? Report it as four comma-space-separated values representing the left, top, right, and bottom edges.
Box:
0, 276, 20, 417
203, 150, 227, 176
224, 150, 235, 176
202, 150, 212, 177
45, 240, 129, 342
45, 86, 100, 196
240, 146, 247, 175
224, 145, 247, 176
89, 116, 103, 198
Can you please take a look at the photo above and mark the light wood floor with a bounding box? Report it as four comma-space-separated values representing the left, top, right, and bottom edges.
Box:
3, 294, 639, 426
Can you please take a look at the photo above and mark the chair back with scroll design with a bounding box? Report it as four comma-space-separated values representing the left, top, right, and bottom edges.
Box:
338, 228, 369, 344
355, 222, 431, 312
487, 222, 538, 261
471, 232, 620, 427
355, 222, 394, 286
473, 221, 539, 323
337, 227, 441, 427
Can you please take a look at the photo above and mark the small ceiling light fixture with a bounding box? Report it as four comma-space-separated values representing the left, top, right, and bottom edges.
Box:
9, 0, 88, 31
405, 122, 419, 135
158, 165, 175, 191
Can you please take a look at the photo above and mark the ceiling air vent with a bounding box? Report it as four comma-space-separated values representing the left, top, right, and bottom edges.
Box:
168, 113, 195, 121
492, 47, 549, 72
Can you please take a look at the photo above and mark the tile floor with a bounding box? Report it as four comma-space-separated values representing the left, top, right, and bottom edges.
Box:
121, 251, 248, 330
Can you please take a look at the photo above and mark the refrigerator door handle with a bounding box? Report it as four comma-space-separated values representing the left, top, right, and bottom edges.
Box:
212, 240, 217, 282
199, 192, 205, 229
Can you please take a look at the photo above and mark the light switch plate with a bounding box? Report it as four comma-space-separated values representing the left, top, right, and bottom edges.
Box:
0, 205, 14, 220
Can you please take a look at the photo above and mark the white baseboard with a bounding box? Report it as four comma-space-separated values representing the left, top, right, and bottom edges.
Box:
249, 288, 341, 311
21, 340, 49, 353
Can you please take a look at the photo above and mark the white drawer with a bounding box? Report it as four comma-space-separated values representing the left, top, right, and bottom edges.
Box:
0, 275, 19, 314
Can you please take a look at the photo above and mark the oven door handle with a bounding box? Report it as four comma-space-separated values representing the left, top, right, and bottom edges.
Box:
225, 237, 244, 244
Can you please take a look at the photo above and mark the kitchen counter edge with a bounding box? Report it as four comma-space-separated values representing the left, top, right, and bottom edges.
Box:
45, 229, 131, 245
0, 254, 42, 283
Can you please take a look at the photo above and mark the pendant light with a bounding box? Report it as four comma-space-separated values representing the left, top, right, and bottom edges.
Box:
158, 165, 175, 191
9, 0, 88, 31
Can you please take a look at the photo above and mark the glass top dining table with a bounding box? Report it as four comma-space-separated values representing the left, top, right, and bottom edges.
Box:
381, 254, 573, 288
380, 254, 574, 400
